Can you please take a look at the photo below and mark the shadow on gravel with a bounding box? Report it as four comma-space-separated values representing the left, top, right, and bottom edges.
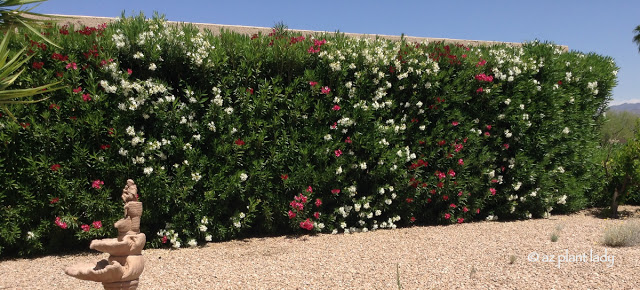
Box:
585, 206, 640, 219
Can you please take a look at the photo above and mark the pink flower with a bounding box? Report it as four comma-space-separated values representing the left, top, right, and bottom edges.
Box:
72, 86, 82, 93
321, 86, 331, 94
290, 201, 304, 211
92, 221, 102, 229
503, 144, 509, 149
82, 93, 92, 102
435, 171, 446, 179
55, 217, 67, 229
81, 224, 90, 232
313, 212, 320, 219
331, 189, 340, 194
489, 188, 496, 195
66, 62, 77, 70
332, 105, 341, 111
448, 169, 456, 177
306, 186, 313, 193
452, 121, 459, 126
161, 236, 168, 243
410, 217, 416, 222
334, 149, 342, 157
450, 203, 457, 208
299, 218, 314, 230
463, 207, 469, 212
458, 191, 463, 196
442, 195, 449, 201
127, 68, 132, 75
91, 180, 104, 189
315, 198, 322, 207
457, 218, 464, 224
484, 132, 491, 136
476, 87, 484, 93
345, 137, 352, 144
288, 210, 296, 219
309, 81, 318, 87
454, 143, 464, 152
444, 213, 451, 219
458, 159, 464, 165
475, 73, 494, 82
486, 125, 492, 130
406, 198, 414, 203
476, 59, 487, 67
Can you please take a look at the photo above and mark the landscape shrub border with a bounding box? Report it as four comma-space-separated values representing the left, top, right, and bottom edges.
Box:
0, 14, 618, 256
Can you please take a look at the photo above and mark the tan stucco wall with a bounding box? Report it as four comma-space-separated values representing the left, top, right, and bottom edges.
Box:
40, 14, 568, 50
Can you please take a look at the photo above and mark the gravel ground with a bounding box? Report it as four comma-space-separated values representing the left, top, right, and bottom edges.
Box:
2, 206, 639, 289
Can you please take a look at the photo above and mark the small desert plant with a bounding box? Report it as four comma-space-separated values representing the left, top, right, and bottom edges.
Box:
469, 266, 477, 278
602, 221, 640, 247
396, 263, 402, 290
550, 232, 559, 242
508, 254, 517, 264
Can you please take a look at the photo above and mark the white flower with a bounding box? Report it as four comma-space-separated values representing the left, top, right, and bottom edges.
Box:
385, 199, 392, 205
199, 225, 208, 232
562, 127, 570, 134
188, 239, 197, 247
336, 166, 343, 175
416, 101, 423, 108
359, 162, 367, 170
354, 204, 361, 212
375, 210, 382, 216
504, 98, 511, 105
207, 122, 217, 132
225, 107, 234, 115
143, 167, 153, 175
340, 222, 347, 229
133, 51, 144, 59
557, 195, 567, 205
379, 187, 385, 194
233, 221, 241, 228
419, 125, 426, 131
201, 216, 209, 224
239, 173, 248, 182
191, 172, 202, 181
519, 104, 525, 110
148, 63, 157, 71
513, 182, 522, 191
193, 134, 201, 141
119, 147, 129, 156
504, 130, 512, 138
27, 231, 35, 240
239, 212, 245, 219
126, 126, 136, 136
183, 160, 189, 165
324, 134, 332, 141
205, 235, 212, 242
183, 143, 192, 150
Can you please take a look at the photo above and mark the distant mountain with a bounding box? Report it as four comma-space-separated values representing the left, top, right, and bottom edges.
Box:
608, 103, 640, 115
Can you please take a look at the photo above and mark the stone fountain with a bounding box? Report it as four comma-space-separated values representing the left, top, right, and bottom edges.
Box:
64, 179, 146, 289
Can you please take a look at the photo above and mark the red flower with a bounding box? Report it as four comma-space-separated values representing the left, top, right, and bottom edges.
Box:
49, 103, 60, 110
313, 212, 320, 219
315, 198, 322, 207
334, 149, 342, 157
108, 128, 115, 135
486, 125, 492, 130
410, 217, 416, 222
332, 105, 341, 111
92, 221, 102, 229
247, 87, 254, 94
457, 218, 464, 224
321, 86, 331, 94
463, 207, 469, 213
32, 61, 44, 69
288, 210, 296, 219
306, 186, 313, 193
489, 188, 496, 195
91, 180, 104, 189
72, 86, 82, 93
437, 182, 444, 188
20, 122, 30, 128
66, 62, 77, 70
56, 71, 64, 78
345, 137, 352, 144
558, 81, 562, 85
82, 93, 92, 102
476, 87, 484, 93
475, 73, 494, 82
127, 68, 132, 75
476, 59, 487, 67
454, 143, 464, 152
484, 132, 491, 136
290, 201, 304, 211
234, 139, 245, 146
81, 224, 90, 232
251, 33, 258, 40
69, 116, 77, 121
162, 236, 168, 243
458, 191, 463, 196
450, 203, 457, 208
435, 171, 446, 179
437, 140, 446, 146
299, 218, 314, 230
503, 144, 509, 149
442, 195, 449, 201
54, 217, 68, 229
280, 174, 288, 180
406, 198, 414, 203
51, 164, 61, 171
444, 213, 451, 219
448, 169, 456, 177
309, 81, 318, 87
451, 121, 459, 126
458, 159, 464, 165
100, 144, 110, 150
331, 189, 340, 194
50, 197, 59, 204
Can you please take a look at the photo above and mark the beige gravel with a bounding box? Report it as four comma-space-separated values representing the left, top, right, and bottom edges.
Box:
1, 206, 639, 289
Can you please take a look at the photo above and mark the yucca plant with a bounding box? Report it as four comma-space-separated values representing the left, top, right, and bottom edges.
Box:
0, 0, 64, 121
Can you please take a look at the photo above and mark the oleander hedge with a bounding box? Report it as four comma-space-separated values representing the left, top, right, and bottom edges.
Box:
0, 14, 617, 256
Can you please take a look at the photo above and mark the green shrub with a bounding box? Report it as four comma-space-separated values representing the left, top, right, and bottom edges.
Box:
602, 221, 640, 247
0, 13, 618, 256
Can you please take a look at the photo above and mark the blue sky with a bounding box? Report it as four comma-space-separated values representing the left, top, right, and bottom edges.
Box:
32, 0, 640, 105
